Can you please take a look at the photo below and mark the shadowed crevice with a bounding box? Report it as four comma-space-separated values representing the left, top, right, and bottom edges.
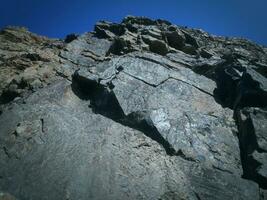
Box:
194, 60, 267, 188
234, 109, 267, 189
213, 66, 267, 109
0, 90, 20, 105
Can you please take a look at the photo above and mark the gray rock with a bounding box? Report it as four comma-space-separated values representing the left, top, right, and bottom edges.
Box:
60, 33, 112, 67
260, 189, 267, 200
0, 27, 63, 104
236, 107, 267, 187
0, 80, 259, 200
142, 35, 169, 55
1, 16, 267, 199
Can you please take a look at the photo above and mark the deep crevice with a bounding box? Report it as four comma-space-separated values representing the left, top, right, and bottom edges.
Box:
189, 54, 267, 188
213, 65, 267, 109
234, 108, 267, 189
71, 72, 178, 156
209, 63, 267, 188
0, 90, 20, 105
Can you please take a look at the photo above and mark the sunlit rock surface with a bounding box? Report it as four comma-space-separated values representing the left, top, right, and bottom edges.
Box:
0, 16, 267, 199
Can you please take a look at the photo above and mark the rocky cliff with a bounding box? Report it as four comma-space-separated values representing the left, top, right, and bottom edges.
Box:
0, 16, 267, 200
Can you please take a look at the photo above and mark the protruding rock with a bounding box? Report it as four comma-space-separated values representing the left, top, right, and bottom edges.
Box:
94, 21, 126, 39
142, 35, 169, 55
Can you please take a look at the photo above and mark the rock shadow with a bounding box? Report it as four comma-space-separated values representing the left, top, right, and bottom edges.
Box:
71, 72, 177, 156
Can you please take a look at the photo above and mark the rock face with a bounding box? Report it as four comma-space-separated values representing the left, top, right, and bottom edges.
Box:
0, 16, 266, 199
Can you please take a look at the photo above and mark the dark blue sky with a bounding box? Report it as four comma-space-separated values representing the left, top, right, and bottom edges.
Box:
1, 0, 266, 46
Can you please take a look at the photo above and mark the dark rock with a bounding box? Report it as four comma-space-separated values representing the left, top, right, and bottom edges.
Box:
124, 23, 138, 33
213, 64, 267, 109
149, 39, 169, 55
182, 44, 198, 55
183, 30, 200, 48
94, 25, 115, 39
64, 33, 78, 43
164, 29, 186, 50
200, 49, 214, 58
0, 89, 20, 104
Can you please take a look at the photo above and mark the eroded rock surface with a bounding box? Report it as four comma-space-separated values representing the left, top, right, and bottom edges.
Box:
0, 16, 267, 199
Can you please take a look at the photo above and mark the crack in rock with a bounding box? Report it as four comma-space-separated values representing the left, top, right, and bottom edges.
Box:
72, 72, 191, 157
208, 64, 267, 188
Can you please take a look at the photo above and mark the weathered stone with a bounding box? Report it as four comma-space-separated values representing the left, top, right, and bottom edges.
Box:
0, 27, 63, 105
94, 21, 126, 38
1, 16, 267, 199
0, 80, 259, 200
182, 30, 200, 48
142, 35, 169, 55
200, 48, 214, 58
164, 29, 186, 49
142, 27, 163, 40
107, 37, 136, 55
182, 44, 198, 55
236, 107, 267, 188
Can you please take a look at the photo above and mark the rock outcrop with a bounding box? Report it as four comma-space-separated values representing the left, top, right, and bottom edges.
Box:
0, 16, 267, 200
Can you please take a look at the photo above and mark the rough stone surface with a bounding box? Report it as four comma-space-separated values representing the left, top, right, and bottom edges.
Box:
236, 107, 267, 188
0, 16, 267, 199
0, 27, 64, 106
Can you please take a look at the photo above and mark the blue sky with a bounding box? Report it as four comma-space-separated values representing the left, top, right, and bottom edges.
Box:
1, 0, 266, 46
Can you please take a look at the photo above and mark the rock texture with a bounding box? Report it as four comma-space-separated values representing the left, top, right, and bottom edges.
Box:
0, 16, 267, 199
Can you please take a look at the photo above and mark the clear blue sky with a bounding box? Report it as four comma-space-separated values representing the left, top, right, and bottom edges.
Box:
1, 0, 266, 46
